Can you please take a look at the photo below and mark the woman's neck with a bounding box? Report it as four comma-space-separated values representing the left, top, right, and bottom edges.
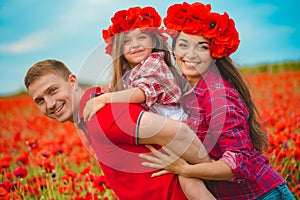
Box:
186, 76, 200, 87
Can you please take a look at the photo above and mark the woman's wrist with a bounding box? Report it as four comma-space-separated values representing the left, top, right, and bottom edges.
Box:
180, 162, 194, 178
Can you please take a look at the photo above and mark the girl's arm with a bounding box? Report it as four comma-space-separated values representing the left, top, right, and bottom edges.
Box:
83, 87, 146, 121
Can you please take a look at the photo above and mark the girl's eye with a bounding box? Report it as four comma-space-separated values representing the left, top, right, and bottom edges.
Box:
138, 35, 147, 40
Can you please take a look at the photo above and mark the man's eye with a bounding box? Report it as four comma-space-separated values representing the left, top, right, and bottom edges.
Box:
50, 88, 57, 94
36, 99, 44, 105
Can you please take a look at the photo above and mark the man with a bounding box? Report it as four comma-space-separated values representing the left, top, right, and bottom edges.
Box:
24, 59, 211, 199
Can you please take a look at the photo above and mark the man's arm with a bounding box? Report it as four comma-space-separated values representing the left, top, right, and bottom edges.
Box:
137, 111, 210, 164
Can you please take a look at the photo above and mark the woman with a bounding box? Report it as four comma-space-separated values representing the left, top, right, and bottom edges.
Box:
140, 2, 295, 199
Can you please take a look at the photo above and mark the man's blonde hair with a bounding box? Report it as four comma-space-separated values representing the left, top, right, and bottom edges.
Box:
24, 59, 71, 89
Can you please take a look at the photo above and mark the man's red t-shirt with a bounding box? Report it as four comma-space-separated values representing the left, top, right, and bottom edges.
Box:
78, 87, 187, 200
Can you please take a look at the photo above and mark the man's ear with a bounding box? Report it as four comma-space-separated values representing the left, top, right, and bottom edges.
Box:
68, 74, 79, 89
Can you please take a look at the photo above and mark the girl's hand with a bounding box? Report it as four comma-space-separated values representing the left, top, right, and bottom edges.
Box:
83, 95, 106, 121
139, 145, 189, 177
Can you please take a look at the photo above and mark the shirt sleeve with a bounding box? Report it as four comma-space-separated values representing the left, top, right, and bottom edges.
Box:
95, 103, 145, 145
206, 87, 261, 183
128, 53, 182, 108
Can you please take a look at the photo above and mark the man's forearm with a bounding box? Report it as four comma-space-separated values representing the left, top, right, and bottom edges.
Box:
138, 112, 210, 164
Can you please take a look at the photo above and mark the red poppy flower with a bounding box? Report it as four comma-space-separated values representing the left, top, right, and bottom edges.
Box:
0, 160, 10, 169
102, 6, 164, 55
164, 2, 240, 58
58, 185, 73, 194
187, 2, 211, 21
65, 169, 77, 180
13, 166, 28, 178
0, 186, 8, 198
0, 181, 12, 192
85, 192, 100, 199
16, 153, 29, 165
164, 2, 190, 32
80, 164, 91, 175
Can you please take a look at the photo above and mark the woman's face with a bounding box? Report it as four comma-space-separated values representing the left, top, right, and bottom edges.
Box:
122, 29, 154, 68
173, 32, 213, 85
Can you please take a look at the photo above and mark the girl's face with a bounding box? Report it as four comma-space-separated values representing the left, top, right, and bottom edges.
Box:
173, 32, 213, 86
122, 29, 154, 68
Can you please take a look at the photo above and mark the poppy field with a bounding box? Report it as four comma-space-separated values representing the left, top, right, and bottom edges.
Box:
0, 70, 299, 199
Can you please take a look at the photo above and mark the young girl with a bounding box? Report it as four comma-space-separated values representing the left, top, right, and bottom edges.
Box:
84, 6, 216, 199
83, 6, 188, 122
140, 2, 296, 200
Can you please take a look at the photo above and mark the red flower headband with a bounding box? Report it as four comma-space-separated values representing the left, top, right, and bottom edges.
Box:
102, 6, 165, 55
164, 2, 240, 58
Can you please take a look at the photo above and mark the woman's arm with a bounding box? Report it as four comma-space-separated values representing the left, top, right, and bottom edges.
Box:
140, 145, 233, 181
137, 112, 211, 164
83, 87, 145, 121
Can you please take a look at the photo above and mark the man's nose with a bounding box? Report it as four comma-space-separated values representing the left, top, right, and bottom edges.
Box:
45, 97, 56, 111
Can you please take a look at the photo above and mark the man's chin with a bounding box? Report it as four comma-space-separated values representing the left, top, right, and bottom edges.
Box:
47, 115, 70, 123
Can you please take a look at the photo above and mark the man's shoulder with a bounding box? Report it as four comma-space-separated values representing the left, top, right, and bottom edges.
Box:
81, 87, 102, 103
79, 87, 102, 119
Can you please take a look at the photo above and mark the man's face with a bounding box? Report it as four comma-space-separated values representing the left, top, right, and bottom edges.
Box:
28, 73, 77, 122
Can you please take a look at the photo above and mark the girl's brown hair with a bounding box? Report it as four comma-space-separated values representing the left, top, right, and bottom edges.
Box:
109, 31, 182, 92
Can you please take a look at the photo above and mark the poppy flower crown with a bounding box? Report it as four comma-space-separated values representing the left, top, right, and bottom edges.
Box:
164, 2, 240, 58
102, 6, 166, 55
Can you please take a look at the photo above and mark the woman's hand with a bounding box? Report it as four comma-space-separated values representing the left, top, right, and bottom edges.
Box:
139, 145, 190, 177
83, 95, 106, 121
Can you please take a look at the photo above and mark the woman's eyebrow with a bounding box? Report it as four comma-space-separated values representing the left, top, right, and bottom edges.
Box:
178, 38, 188, 43
198, 41, 210, 45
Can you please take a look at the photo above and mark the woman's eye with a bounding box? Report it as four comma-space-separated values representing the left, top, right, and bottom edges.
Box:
198, 45, 209, 51
178, 43, 188, 48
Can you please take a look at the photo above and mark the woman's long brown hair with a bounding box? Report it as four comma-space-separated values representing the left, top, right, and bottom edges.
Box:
172, 33, 269, 153
215, 57, 269, 152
